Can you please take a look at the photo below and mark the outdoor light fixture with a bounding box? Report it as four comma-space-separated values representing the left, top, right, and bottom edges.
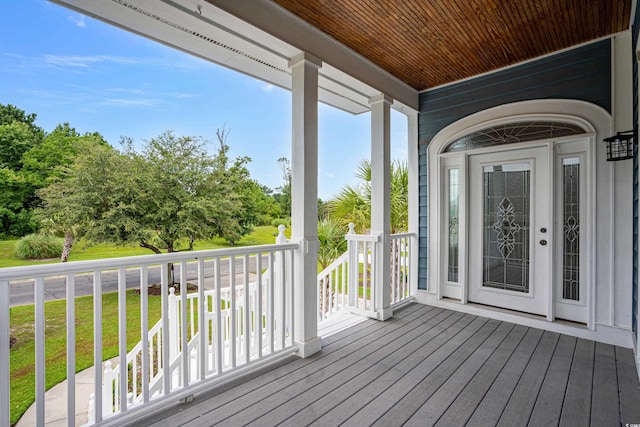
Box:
604, 129, 635, 161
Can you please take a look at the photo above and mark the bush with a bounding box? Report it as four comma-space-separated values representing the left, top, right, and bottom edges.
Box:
14, 234, 63, 260
271, 217, 290, 228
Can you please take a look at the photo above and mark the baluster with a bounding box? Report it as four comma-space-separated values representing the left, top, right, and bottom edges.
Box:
103, 361, 113, 416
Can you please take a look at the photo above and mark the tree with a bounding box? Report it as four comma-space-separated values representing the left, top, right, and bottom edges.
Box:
273, 157, 291, 218
317, 217, 348, 269
22, 123, 108, 188
0, 104, 44, 237
327, 159, 408, 234
37, 143, 123, 261
38, 129, 258, 261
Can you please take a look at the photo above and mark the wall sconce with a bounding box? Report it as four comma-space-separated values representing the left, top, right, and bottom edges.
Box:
604, 129, 635, 161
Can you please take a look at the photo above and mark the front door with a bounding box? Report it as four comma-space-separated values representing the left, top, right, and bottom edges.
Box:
468, 147, 550, 316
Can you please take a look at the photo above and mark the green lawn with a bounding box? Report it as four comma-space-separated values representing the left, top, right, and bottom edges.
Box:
0, 225, 286, 268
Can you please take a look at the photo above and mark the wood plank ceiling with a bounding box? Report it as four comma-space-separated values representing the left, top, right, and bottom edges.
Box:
272, 0, 632, 91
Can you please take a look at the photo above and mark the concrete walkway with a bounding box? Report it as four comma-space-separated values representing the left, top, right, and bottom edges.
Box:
16, 362, 99, 427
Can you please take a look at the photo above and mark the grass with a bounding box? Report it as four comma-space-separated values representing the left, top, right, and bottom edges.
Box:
10, 291, 163, 426
0, 225, 286, 269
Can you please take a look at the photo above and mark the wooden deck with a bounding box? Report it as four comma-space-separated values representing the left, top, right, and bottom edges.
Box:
139, 303, 640, 426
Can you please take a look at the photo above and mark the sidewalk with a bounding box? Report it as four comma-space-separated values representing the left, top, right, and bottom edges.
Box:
16, 362, 99, 427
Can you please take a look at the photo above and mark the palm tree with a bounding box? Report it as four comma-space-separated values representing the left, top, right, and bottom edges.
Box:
327, 159, 408, 234
317, 217, 348, 269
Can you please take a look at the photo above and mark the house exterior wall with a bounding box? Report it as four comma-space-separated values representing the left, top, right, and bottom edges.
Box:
418, 39, 612, 290
417, 37, 636, 345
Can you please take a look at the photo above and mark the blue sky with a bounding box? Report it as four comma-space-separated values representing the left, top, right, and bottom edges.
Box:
0, 0, 408, 200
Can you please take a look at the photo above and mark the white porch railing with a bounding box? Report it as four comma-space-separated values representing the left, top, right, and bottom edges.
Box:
316, 224, 416, 322
390, 232, 413, 307
93, 280, 276, 423
317, 252, 349, 322
0, 228, 297, 427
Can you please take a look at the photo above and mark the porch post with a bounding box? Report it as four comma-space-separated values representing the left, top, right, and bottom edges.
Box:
370, 93, 393, 320
406, 110, 420, 297
289, 52, 322, 357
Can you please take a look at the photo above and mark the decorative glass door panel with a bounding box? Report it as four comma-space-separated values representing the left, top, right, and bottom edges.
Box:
468, 147, 550, 316
554, 147, 587, 324
483, 163, 530, 292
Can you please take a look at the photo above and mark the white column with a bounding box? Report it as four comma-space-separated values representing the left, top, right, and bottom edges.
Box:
406, 110, 420, 297
370, 93, 393, 320
289, 52, 322, 357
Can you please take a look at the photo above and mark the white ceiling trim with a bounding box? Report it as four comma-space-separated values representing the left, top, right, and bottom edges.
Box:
50, 0, 415, 114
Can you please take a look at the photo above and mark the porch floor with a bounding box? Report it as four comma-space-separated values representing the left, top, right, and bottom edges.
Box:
137, 303, 640, 426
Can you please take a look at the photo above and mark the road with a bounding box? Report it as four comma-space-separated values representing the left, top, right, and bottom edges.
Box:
9, 255, 267, 307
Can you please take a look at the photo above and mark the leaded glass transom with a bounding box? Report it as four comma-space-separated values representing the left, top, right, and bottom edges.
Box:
562, 157, 580, 301
444, 122, 586, 153
483, 163, 530, 293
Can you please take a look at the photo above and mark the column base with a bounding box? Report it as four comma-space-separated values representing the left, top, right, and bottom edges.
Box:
295, 336, 322, 358
376, 306, 394, 321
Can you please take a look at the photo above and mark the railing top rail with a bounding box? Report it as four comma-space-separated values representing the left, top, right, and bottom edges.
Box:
345, 233, 380, 242
0, 242, 299, 281
317, 251, 349, 281
390, 232, 417, 239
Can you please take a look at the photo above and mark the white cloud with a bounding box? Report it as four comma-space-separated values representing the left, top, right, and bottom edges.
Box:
68, 14, 86, 27
42, 54, 148, 68
261, 83, 274, 92
101, 98, 163, 108
321, 169, 335, 178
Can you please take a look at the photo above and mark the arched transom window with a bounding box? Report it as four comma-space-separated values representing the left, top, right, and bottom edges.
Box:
443, 121, 586, 152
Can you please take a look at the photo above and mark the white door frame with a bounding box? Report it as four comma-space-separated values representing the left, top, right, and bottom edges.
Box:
467, 145, 551, 317
426, 99, 611, 328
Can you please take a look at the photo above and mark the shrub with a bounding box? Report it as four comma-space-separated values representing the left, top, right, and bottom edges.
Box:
14, 234, 63, 260
271, 217, 290, 228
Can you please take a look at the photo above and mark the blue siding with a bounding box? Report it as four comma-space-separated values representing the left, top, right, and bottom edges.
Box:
418, 40, 612, 292
418, 144, 428, 289
418, 40, 611, 146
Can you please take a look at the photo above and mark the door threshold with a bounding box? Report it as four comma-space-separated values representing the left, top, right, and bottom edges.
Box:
441, 297, 587, 328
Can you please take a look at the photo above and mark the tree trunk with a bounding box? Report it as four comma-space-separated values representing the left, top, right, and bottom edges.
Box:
139, 240, 162, 254
61, 231, 75, 262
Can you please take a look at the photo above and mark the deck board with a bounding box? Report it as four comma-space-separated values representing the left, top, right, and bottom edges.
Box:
343, 316, 491, 427
405, 322, 517, 426
497, 331, 560, 426
528, 334, 576, 426
137, 303, 640, 427
590, 342, 620, 426
371, 318, 500, 426
465, 327, 544, 426
560, 338, 594, 426
434, 324, 528, 426
306, 312, 474, 427
617, 346, 640, 425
